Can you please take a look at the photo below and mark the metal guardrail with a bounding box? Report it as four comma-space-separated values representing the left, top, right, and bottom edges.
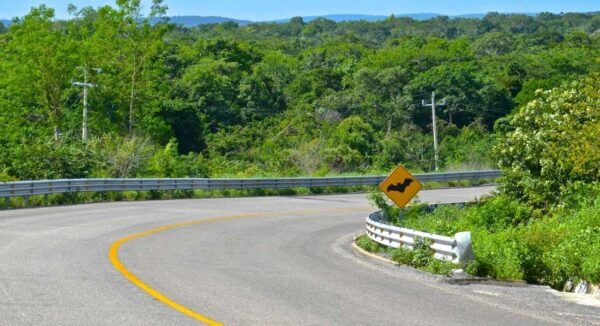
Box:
0, 170, 500, 199
366, 211, 474, 263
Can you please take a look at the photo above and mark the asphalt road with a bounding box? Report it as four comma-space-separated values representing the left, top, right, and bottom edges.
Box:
1, 186, 599, 325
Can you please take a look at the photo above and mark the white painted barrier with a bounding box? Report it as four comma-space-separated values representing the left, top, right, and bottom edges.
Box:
365, 211, 474, 263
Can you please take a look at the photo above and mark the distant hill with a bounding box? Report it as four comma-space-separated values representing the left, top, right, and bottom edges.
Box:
151, 16, 252, 27
395, 13, 443, 20
153, 13, 486, 27
163, 13, 538, 27
273, 13, 445, 23
280, 13, 542, 22
274, 14, 388, 23
1, 16, 250, 28
452, 14, 487, 19
1, 13, 544, 28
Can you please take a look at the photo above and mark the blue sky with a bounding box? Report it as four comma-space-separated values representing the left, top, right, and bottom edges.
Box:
1, 0, 598, 20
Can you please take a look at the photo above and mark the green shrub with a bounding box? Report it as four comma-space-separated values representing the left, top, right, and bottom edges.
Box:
464, 259, 481, 276
355, 234, 384, 253
390, 247, 415, 265
423, 259, 458, 276
439, 119, 496, 170
401, 204, 463, 235
470, 230, 525, 280
412, 238, 434, 268
367, 190, 399, 223
582, 249, 600, 284
465, 195, 533, 231
542, 201, 600, 288
517, 225, 555, 284
6, 140, 99, 180
560, 182, 600, 211
89, 135, 155, 178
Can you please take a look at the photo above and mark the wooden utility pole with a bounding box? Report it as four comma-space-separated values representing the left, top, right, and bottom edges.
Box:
422, 92, 446, 171
73, 67, 101, 142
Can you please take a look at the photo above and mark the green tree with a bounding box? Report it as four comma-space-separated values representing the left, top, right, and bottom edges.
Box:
373, 124, 433, 171
324, 116, 375, 172
472, 32, 514, 56
0, 6, 78, 139
497, 73, 600, 208
403, 62, 512, 127
89, 0, 169, 136
439, 119, 495, 170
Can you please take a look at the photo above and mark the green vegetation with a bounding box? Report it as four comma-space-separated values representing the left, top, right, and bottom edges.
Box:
372, 75, 600, 289
355, 234, 385, 253
380, 190, 600, 287
355, 234, 458, 276
1, 3, 598, 184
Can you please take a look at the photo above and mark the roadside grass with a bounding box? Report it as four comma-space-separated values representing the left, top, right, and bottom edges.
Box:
355, 234, 386, 253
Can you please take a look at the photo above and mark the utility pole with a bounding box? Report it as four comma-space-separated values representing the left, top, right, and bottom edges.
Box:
72, 67, 101, 142
422, 91, 446, 171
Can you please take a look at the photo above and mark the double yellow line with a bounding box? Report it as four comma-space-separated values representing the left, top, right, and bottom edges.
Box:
109, 206, 371, 325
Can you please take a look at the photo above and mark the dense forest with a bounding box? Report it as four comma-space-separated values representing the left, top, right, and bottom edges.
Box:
0, 1, 598, 181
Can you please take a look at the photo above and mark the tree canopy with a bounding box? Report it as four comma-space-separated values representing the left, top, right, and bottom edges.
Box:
0, 4, 598, 180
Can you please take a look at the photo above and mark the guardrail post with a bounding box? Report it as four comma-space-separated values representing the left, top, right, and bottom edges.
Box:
454, 231, 474, 263
4, 197, 9, 208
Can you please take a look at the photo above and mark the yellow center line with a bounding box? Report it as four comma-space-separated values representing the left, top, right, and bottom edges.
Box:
109, 206, 372, 325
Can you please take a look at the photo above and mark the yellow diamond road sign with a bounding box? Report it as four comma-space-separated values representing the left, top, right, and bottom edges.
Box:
379, 165, 422, 208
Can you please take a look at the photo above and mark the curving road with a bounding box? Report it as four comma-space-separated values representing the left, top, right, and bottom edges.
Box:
1, 186, 599, 325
